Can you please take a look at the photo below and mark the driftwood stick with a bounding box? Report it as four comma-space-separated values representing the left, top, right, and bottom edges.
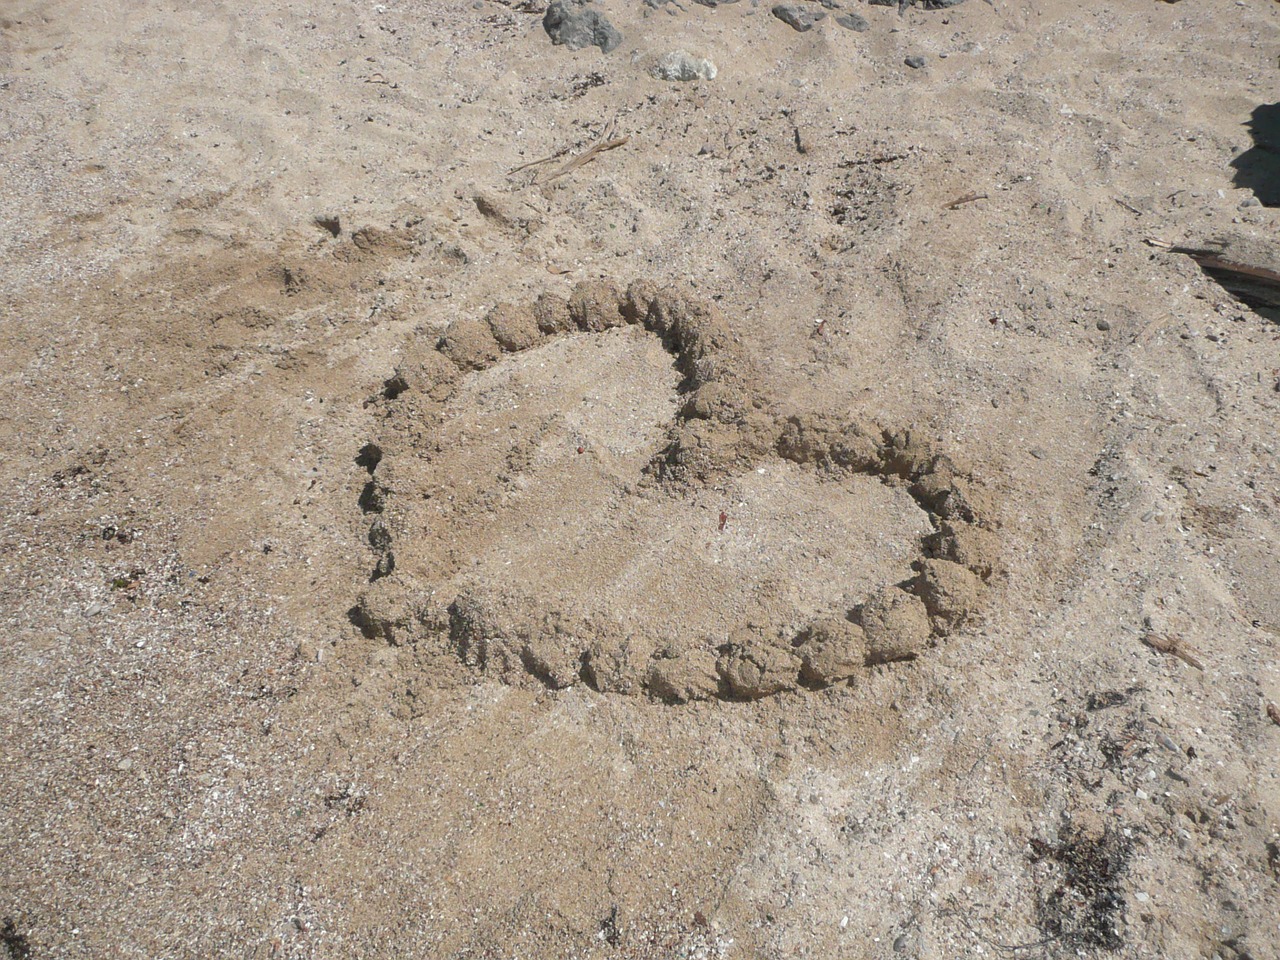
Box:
544, 135, 630, 182
944, 192, 988, 210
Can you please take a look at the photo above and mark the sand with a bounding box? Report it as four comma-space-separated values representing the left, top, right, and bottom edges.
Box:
1, 0, 1278, 956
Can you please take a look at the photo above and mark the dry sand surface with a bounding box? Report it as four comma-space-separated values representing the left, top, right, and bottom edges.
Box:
3, 0, 1280, 956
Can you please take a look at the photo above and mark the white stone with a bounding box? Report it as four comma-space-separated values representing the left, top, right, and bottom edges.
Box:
654, 51, 717, 82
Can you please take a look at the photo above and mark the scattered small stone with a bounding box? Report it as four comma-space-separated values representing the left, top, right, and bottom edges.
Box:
1239, 196, 1260, 208
771, 3, 825, 31
85, 602, 102, 617
905, 55, 927, 69
835, 12, 869, 31
117, 757, 133, 771
653, 50, 717, 81
1096, 318, 1111, 331
543, 0, 622, 54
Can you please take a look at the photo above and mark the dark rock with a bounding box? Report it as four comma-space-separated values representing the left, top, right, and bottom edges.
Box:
835, 12, 869, 31
543, 0, 622, 54
692, 0, 741, 6
771, 3, 826, 31
905, 55, 926, 69
870, 0, 967, 7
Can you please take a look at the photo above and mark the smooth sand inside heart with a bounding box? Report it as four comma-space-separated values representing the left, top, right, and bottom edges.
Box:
386, 326, 929, 664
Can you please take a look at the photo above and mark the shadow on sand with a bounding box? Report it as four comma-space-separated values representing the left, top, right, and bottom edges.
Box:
1231, 103, 1280, 206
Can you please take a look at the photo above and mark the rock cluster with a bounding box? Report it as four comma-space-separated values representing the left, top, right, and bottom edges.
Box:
548, 0, 969, 57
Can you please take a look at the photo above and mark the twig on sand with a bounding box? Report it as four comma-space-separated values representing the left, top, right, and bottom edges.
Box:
1142, 632, 1204, 671
943, 192, 987, 210
508, 122, 629, 183
544, 133, 629, 183
1130, 312, 1172, 344
507, 148, 571, 176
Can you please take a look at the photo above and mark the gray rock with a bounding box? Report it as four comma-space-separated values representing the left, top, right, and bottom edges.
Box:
835, 12, 869, 31
654, 50, 718, 81
543, 0, 622, 54
905, 55, 926, 69
692, 0, 741, 6
870, 0, 967, 7
772, 3, 826, 31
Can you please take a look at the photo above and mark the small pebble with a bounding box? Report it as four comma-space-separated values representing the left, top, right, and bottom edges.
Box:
117, 758, 133, 771
905, 55, 926, 69
1240, 196, 1260, 208
1096, 319, 1111, 331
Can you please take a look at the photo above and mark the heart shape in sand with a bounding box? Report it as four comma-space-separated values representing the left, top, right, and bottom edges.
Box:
354, 281, 999, 702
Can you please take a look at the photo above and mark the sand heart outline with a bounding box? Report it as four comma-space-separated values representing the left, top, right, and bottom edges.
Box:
353, 280, 1001, 703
